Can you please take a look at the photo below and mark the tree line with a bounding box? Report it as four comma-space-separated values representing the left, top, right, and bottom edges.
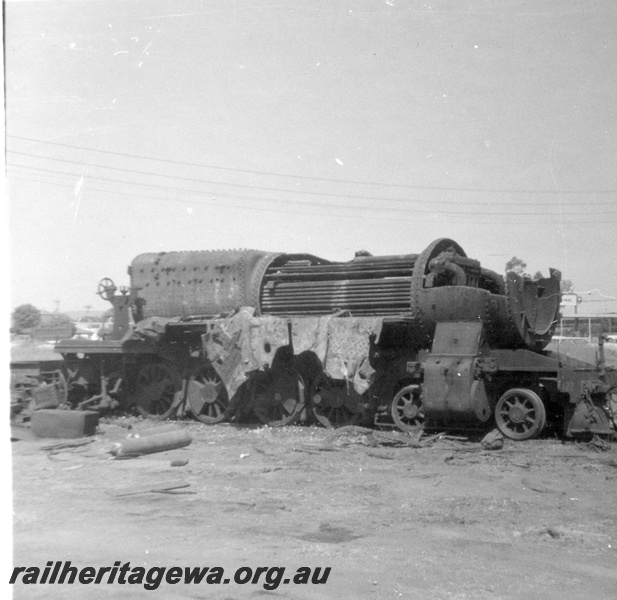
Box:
11, 304, 75, 335
505, 256, 573, 292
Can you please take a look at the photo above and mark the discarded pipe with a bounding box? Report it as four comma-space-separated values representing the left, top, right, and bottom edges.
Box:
109, 429, 192, 458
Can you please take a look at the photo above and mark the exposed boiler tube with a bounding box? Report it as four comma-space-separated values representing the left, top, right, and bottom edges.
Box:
260, 255, 417, 316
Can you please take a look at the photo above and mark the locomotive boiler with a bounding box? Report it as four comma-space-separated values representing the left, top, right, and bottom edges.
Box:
54, 238, 616, 440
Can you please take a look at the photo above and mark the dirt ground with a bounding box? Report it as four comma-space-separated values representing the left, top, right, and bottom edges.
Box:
9, 418, 617, 600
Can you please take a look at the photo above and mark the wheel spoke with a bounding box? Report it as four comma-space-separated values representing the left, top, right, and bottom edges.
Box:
391, 384, 425, 432
133, 362, 180, 420
253, 371, 304, 427
310, 373, 361, 428
495, 388, 546, 441
282, 399, 296, 416
187, 366, 230, 424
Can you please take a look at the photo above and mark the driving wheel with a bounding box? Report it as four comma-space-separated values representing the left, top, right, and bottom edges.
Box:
391, 384, 425, 432
133, 361, 182, 420
495, 388, 546, 440
253, 370, 305, 427
310, 373, 362, 428
187, 365, 230, 424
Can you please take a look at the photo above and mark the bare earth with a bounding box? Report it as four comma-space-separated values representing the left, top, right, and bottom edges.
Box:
11, 420, 617, 600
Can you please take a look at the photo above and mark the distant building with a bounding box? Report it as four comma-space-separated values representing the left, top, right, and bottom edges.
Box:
559, 291, 617, 341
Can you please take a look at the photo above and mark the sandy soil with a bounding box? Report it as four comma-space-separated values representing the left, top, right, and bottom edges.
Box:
10, 419, 617, 600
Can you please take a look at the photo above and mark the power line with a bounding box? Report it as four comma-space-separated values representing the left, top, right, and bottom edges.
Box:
8, 162, 617, 217
8, 134, 617, 196
8, 148, 617, 208
9, 169, 617, 226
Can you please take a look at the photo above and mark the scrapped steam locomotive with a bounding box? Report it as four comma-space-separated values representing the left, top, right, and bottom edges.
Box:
52, 238, 616, 440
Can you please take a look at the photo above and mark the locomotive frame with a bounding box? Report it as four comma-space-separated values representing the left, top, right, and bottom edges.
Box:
51, 238, 616, 440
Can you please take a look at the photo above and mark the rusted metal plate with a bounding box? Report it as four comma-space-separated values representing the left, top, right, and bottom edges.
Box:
130, 250, 279, 319
201, 310, 384, 400
423, 322, 491, 423
505, 270, 561, 350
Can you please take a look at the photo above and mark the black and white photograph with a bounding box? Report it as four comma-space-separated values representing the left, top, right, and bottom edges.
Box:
6, 1, 617, 598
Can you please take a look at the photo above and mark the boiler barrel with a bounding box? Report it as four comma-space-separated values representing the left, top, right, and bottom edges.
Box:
129, 239, 560, 350
129, 249, 280, 319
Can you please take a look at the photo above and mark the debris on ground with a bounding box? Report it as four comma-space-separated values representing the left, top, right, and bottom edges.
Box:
106, 480, 190, 497
322, 426, 443, 448
521, 477, 555, 494
10, 425, 39, 442
31, 409, 99, 439
481, 429, 504, 450
589, 435, 612, 452
109, 429, 192, 458
41, 439, 95, 453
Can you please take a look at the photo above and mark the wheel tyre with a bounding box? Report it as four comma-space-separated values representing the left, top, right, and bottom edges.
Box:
311, 403, 361, 428
391, 384, 425, 432
495, 388, 546, 440
187, 366, 230, 424
133, 361, 182, 420
310, 374, 362, 428
253, 371, 305, 427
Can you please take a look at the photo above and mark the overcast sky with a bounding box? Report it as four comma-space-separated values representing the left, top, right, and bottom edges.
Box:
5, 0, 617, 314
